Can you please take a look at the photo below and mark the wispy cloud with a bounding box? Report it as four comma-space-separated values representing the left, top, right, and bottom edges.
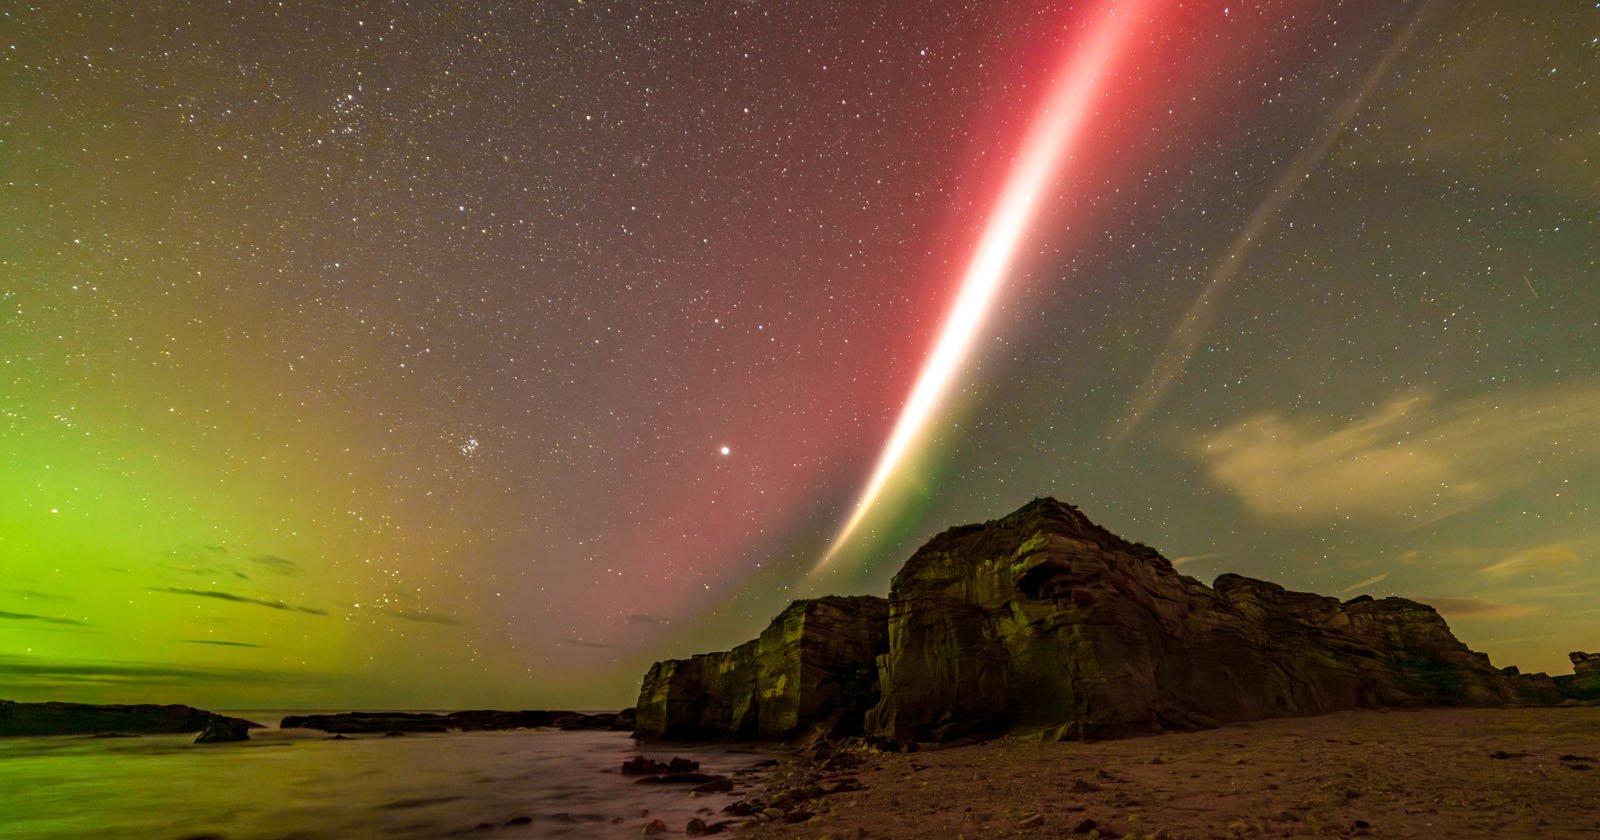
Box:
624, 613, 672, 625
152, 588, 328, 616
250, 555, 301, 577
1424, 598, 1536, 620
1169, 552, 1226, 568
378, 608, 464, 626
1477, 541, 1586, 579
0, 654, 292, 687
10, 589, 71, 602
1110, 2, 1435, 445
183, 639, 265, 648
0, 610, 87, 626
558, 637, 613, 649
1341, 572, 1391, 594
1192, 381, 1600, 526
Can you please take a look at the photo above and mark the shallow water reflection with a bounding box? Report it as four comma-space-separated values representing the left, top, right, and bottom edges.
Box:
0, 721, 775, 839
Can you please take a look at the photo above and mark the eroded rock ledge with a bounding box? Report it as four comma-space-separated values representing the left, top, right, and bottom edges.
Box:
636, 498, 1597, 743
634, 595, 888, 740
280, 708, 636, 733
0, 700, 261, 737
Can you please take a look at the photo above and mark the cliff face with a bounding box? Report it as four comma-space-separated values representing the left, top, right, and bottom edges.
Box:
634, 595, 888, 740
636, 498, 1589, 742
869, 498, 1555, 741
1558, 651, 1600, 700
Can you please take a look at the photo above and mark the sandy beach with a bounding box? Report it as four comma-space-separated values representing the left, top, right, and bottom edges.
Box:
741, 707, 1600, 839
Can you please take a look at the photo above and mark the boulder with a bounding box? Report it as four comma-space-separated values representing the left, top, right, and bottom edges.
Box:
622, 756, 670, 775
621, 756, 698, 775
194, 719, 251, 743
633, 595, 889, 740
1557, 651, 1600, 701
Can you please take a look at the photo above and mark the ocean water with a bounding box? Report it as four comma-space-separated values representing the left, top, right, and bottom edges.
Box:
0, 712, 778, 839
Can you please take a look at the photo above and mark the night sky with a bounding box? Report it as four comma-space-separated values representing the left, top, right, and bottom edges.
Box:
4, 0, 1596, 710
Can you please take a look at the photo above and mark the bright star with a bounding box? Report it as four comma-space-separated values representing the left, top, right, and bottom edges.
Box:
719, 445, 731, 456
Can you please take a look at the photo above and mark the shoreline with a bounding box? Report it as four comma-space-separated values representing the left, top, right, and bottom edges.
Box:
0, 724, 781, 839
739, 707, 1600, 839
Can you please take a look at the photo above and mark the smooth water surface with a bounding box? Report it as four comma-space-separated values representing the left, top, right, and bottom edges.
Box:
0, 716, 775, 839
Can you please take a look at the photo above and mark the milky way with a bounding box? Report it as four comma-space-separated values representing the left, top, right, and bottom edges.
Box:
3, 1, 1596, 708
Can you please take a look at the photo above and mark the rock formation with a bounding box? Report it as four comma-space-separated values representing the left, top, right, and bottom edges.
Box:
637, 498, 1593, 743
0, 701, 261, 738
194, 718, 252, 743
279, 708, 634, 733
868, 498, 1566, 741
1559, 651, 1600, 700
634, 595, 888, 740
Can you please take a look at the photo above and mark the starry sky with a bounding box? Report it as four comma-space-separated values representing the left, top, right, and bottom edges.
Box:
3, 0, 1597, 710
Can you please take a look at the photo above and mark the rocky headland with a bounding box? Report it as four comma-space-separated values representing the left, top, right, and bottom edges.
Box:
634, 595, 888, 740
0, 700, 262, 738
280, 707, 637, 733
636, 498, 1597, 744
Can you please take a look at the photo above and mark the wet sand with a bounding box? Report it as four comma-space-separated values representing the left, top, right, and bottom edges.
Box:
741, 707, 1600, 839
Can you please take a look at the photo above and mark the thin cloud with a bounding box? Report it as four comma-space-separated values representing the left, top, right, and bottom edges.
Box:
378, 608, 463, 626
183, 639, 265, 648
1192, 381, 1600, 526
1478, 542, 1585, 579
1169, 553, 1226, 568
1424, 598, 1537, 620
250, 555, 301, 577
11, 589, 71, 602
0, 654, 290, 685
1341, 572, 1391, 594
152, 588, 328, 616
1110, 2, 1434, 445
624, 613, 672, 625
558, 637, 613, 649
0, 610, 87, 626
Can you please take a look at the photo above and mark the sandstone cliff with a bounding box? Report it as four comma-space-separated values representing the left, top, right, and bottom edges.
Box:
636, 498, 1590, 743
634, 595, 888, 740
1559, 651, 1600, 700
868, 498, 1564, 741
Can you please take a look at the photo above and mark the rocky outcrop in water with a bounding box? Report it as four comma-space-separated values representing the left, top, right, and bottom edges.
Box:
279, 708, 634, 733
0, 701, 261, 737
194, 719, 252, 743
637, 498, 1592, 743
634, 595, 889, 740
